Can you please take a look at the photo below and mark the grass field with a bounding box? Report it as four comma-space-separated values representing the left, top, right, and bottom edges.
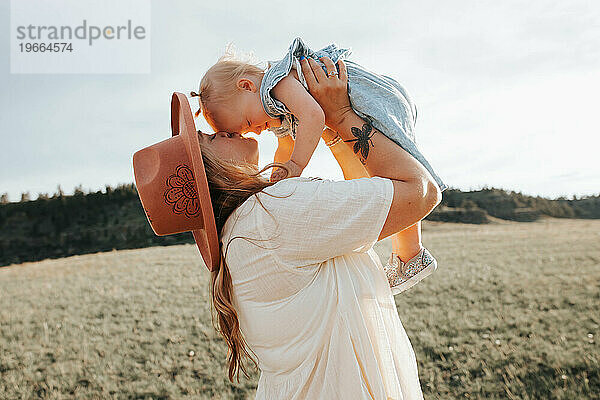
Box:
1, 218, 598, 399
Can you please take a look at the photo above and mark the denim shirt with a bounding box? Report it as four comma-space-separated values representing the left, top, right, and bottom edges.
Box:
260, 37, 351, 139
260, 37, 448, 192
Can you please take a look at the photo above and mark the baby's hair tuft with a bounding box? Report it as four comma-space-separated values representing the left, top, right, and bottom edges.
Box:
220, 42, 266, 70
195, 43, 266, 130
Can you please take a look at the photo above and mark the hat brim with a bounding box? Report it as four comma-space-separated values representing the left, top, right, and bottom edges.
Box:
171, 92, 220, 272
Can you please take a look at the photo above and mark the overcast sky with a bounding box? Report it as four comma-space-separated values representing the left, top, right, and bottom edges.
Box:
1, 0, 599, 201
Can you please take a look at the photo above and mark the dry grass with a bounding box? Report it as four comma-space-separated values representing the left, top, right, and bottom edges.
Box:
1, 218, 598, 399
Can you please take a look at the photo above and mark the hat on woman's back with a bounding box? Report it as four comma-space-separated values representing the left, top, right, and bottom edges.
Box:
132, 92, 220, 271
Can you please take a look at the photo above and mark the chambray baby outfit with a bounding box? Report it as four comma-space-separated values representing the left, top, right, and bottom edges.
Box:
260, 37, 448, 192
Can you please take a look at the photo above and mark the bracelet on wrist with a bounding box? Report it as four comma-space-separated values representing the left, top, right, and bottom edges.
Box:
325, 135, 343, 147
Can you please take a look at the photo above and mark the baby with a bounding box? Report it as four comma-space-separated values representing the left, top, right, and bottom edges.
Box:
193, 37, 448, 295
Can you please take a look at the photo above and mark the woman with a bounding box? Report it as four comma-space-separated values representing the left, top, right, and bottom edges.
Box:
198, 57, 441, 399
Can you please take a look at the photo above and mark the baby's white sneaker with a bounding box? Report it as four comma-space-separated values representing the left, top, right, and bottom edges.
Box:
383, 247, 437, 295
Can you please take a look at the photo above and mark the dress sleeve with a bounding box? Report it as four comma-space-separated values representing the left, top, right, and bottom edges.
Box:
257, 176, 394, 267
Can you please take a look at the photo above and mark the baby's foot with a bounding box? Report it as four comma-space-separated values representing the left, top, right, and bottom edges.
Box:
383, 247, 437, 295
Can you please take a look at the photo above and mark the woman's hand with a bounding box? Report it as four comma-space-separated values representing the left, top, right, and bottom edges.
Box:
299, 56, 353, 130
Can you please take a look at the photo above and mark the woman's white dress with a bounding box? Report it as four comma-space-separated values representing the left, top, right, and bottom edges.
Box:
220, 176, 424, 400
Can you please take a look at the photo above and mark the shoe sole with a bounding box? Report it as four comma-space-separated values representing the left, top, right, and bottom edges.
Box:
390, 261, 437, 295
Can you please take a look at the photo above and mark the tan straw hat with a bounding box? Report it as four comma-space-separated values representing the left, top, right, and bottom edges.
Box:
132, 92, 220, 271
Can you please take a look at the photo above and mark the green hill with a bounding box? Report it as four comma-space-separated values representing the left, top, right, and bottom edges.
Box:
1, 184, 598, 266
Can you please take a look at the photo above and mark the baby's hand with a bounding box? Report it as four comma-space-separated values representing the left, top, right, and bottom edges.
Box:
270, 159, 304, 182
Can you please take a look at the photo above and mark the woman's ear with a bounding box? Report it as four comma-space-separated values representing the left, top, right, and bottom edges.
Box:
237, 78, 257, 92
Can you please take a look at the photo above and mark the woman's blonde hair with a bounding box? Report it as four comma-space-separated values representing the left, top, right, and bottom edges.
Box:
192, 44, 265, 130
198, 138, 321, 383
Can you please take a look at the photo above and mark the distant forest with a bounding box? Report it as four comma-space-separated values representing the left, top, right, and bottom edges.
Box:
1, 184, 598, 267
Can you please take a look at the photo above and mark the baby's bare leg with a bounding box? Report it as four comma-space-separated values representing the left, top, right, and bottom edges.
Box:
391, 221, 423, 262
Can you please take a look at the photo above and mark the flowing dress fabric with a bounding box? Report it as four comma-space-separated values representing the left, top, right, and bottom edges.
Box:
220, 176, 424, 400
260, 37, 448, 192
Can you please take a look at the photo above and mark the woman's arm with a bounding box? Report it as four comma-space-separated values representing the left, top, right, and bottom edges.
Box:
300, 56, 441, 240
324, 127, 422, 260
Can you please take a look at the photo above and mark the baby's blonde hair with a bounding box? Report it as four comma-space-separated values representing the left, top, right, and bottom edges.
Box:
192, 44, 265, 130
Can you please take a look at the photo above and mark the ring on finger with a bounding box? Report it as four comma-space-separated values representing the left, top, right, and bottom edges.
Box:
327, 70, 338, 77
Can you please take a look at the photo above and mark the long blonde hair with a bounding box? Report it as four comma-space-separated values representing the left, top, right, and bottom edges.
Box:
192, 46, 265, 130
198, 139, 313, 383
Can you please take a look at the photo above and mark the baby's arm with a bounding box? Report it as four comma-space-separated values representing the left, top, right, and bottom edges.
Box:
271, 135, 295, 181
274, 135, 295, 164
271, 75, 325, 172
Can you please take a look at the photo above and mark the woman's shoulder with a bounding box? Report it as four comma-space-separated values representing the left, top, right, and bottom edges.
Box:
260, 176, 393, 203
262, 176, 319, 193
222, 178, 313, 220
232, 176, 393, 217
265, 175, 390, 189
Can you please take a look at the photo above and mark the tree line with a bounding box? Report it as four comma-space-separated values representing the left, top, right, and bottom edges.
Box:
1, 184, 598, 266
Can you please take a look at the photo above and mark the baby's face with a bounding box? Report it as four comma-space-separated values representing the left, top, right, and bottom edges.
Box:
227, 91, 281, 136
209, 78, 282, 136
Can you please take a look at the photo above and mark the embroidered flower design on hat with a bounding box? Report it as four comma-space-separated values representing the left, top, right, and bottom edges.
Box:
163, 164, 201, 218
